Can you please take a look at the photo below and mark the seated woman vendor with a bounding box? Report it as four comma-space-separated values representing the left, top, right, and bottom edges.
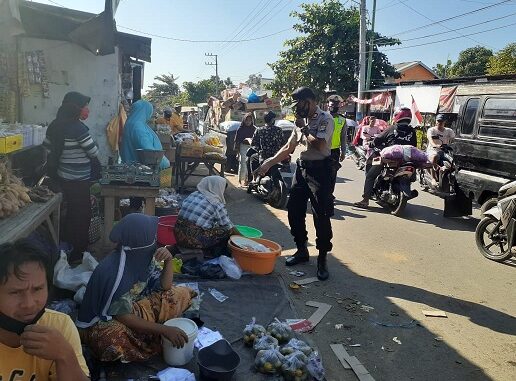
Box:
175, 176, 240, 251
77, 214, 195, 363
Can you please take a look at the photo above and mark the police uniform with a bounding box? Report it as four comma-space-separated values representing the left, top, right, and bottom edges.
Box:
287, 106, 335, 259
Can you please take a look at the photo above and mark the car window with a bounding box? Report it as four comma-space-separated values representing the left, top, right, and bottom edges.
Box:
482, 98, 516, 121
461, 98, 479, 135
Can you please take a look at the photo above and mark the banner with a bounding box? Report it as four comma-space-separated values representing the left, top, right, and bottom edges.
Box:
347, 92, 392, 110
438, 86, 458, 113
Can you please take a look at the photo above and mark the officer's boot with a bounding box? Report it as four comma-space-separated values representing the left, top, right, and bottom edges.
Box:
317, 252, 329, 281
285, 244, 310, 266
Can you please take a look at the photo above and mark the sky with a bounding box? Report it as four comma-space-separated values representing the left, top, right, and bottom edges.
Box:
33, 0, 516, 92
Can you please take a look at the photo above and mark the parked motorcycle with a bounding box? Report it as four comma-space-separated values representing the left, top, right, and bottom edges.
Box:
247, 156, 293, 209
371, 155, 421, 216
475, 180, 516, 262
349, 145, 366, 170
419, 138, 456, 197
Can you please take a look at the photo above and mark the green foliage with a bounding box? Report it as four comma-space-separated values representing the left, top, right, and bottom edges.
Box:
246, 74, 263, 90
268, 0, 399, 97
145, 73, 180, 106
450, 46, 493, 77
433, 59, 453, 79
487, 43, 516, 75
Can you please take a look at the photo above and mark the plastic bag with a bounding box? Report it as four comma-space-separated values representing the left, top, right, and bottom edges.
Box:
218, 255, 242, 279
253, 335, 279, 352
281, 351, 309, 381
267, 318, 293, 343
306, 352, 325, 381
255, 348, 285, 374
243, 317, 266, 346
280, 338, 313, 356
53, 251, 98, 291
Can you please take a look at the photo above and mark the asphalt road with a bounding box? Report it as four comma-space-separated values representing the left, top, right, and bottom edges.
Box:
226, 159, 516, 381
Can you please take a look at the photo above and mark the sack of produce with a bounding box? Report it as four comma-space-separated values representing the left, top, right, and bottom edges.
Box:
306, 352, 325, 381
243, 318, 266, 346
281, 351, 309, 381
280, 338, 313, 356
253, 334, 278, 352
255, 348, 285, 374
267, 318, 293, 343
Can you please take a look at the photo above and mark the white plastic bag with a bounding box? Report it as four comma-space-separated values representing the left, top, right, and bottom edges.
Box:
53, 251, 98, 292
218, 255, 243, 279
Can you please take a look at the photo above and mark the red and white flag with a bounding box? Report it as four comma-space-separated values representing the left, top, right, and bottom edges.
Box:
411, 95, 423, 125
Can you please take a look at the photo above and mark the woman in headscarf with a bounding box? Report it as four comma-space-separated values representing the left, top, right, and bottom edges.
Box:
43, 91, 100, 262
175, 176, 240, 250
234, 113, 256, 186
77, 214, 194, 362
120, 99, 170, 170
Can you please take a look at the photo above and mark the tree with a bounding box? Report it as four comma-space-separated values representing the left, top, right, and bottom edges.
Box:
268, 0, 399, 97
487, 43, 516, 75
145, 73, 180, 106
433, 59, 453, 79
450, 46, 493, 77
246, 74, 263, 90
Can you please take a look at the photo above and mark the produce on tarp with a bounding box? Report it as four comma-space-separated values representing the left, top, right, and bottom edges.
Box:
280, 338, 313, 356
243, 317, 266, 346
0, 162, 31, 218
254, 348, 285, 374
267, 318, 293, 343
253, 334, 279, 352
281, 351, 309, 381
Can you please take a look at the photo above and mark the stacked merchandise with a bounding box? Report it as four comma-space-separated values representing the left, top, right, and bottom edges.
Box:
0, 123, 48, 153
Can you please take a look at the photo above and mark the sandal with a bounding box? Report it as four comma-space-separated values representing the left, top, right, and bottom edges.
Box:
353, 201, 369, 209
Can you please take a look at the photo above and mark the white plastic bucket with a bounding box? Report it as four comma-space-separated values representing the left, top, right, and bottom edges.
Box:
162, 318, 198, 366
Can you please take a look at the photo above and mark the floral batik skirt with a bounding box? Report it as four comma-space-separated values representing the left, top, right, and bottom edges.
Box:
174, 218, 231, 249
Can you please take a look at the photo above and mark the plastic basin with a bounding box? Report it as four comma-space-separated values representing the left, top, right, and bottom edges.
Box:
228, 238, 281, 275
162, 318, 198, 366
198, 339, 240, 381
157, 215, 178, 245
235, 225, 263, 238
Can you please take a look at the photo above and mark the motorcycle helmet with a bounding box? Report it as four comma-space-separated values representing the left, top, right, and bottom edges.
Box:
393, 107, 412, 124
264, 111, 277, 125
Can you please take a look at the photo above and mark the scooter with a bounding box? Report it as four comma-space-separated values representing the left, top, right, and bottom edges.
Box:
371, 154, 421, 216
247, 154, 293, 209
419, 138, 456, 197
475, 180, 516, 262
349, 145, 366, 170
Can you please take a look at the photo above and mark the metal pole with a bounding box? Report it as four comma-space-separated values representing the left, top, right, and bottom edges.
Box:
365, 0, 377, 91
205, 53, 219, 97
357, 0, 367, 120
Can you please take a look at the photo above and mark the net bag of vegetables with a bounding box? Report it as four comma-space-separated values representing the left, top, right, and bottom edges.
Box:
281, 351, 310, 381
255, 348, 285, 374
280, 338, 313, 356
253, 334, 279, 352
243, 317, 266, 346
267, 318, 293, 343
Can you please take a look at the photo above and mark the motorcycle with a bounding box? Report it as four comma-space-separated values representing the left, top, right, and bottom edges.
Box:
419, 138, 456, 197
475, 180, 516, 262
371, 153, 421, 216
247, 154, 293, 209
349, 145, 366, 170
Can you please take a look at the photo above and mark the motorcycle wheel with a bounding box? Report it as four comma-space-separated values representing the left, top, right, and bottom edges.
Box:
480, 197, 498, 215
390, 192, 408, 216
268, 180, 288, 209
475, 216, 513, 262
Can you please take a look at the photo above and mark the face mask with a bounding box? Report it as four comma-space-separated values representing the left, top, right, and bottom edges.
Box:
330, 106, 339, 114
79, 106, 89, 120
0, 308, 45, 335
296, 102, 310, 119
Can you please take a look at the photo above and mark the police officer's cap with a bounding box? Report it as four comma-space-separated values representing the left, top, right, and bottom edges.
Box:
327, 94, 343, 103
291, 87, 316, 106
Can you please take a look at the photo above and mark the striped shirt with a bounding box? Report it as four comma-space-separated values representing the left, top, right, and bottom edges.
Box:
44, 121, 99, 181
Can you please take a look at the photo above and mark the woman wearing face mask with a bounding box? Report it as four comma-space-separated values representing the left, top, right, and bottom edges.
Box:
234, 113, 256, 186
77, 214, 195, 362
44, 91, 100, 263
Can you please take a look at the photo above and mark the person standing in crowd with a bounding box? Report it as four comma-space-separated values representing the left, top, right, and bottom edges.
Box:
187, 108, 199, 132
155, 106, 174, 134
44, 91, 100, 263
171, 103, 184, 134
247, 111, 285, 181
257, 87, 334, 281
0, 239, 89, 380
327, 95, 347, 196
354, 107, 417, 209
234, 113, 256, 186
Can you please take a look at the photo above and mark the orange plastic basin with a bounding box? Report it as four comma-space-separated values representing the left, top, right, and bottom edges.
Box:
228, 238, 282, 275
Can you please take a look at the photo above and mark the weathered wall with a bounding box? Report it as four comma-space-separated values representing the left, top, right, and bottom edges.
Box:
396, 65, 437, 83
19, 37, 120, 163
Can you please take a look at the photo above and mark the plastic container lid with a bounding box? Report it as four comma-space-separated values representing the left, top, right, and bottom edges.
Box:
235, 225, 263, 238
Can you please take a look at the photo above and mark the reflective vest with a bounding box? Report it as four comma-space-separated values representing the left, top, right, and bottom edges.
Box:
331, 116, 346, 149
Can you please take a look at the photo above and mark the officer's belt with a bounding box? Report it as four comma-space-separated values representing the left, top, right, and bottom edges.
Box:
297, 158, 330, 169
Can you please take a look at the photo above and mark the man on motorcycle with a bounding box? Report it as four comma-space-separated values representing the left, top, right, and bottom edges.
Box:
256, 87, 334, 281
354, 107, 417, 208
426, 114, 455, 184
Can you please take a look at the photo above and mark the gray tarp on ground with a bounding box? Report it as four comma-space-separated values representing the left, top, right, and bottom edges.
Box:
100, 274, 298, 380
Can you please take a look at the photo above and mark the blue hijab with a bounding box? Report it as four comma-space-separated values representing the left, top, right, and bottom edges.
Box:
77, 214, 159, 328
120, 100, 170, 170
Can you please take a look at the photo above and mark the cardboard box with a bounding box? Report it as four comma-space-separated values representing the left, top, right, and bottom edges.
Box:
0, 134, 23, 154
245, 102, 268, 111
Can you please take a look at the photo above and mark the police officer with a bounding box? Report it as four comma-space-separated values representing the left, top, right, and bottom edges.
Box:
257, 87, 334, 280
327, 95, 347, 196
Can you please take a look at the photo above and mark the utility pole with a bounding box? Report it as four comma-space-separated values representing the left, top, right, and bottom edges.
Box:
365, 0, 377, 91
205, 53, 219, 96
357, 0, 367, 120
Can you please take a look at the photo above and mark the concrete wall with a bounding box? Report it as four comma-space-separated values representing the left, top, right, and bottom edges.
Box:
19, 37, 121, 163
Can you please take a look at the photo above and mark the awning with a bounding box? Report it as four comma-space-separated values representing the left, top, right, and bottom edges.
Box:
395, 85, 442, 114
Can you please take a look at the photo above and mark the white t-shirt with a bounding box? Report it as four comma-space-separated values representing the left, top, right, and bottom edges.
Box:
427, 126, 455, 151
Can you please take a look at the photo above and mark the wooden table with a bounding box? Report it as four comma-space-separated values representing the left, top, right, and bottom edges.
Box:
175, 156, 226, 191
100, 184, 159, 245
0, 193, 62, 247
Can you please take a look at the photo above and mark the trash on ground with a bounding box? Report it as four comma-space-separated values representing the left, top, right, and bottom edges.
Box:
349, 344, 361, 347
289, 270, 306, 277
294, 277, 320, 286
434, 336, 444, 341
360, 305, 375, 313
381, 346, 394, 352
289, 282, 301, 290
422, 310, 448, 318
335, 323, 344, 330
330, 343, 376, 380
392, 337, 402, 345
156, 367, 195, 381
290, 301, 332, 333
371, 319, 417, 328
194, 327, 223, 349
208, 288, 228, 302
